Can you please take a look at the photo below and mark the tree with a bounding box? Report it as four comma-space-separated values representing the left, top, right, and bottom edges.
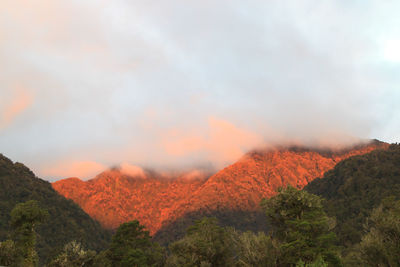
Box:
261, 186, 341, 266
107, 220, 164, 267
355, 197, 400, 266
0, 239, 17, 266
10, 200, 48, 267
47, 240, 96, 267
166, 217, 236, 267
232, 230, 280, 267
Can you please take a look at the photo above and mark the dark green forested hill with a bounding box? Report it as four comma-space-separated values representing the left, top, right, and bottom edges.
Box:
0, 154, 111, 264
305, 144, 400, 247
154, 209, 267, 246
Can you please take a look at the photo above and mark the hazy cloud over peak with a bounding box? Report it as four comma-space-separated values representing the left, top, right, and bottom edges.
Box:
1, 0, 399, 180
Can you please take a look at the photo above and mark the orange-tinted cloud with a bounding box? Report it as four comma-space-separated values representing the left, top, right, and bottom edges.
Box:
41, 160, 107, 180
120, 162, 146, 178
162, 116, 264, 165
0, 89, 33, 130
207, 117, 264, 161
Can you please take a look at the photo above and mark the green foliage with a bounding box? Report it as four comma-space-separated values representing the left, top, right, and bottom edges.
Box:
10, 200, 48, 267
261, 186, 341, 266
296, 255, 328, 267
166, 217, 236, 267
351, 197, 400, 266
305, 144, 400, 248
0, 239, 17, 266
10, 200, 48, 229
167, 219, 280, 267
233, 230, 280, 267
4, 145, 400, 266
107, 220, 165, 267
47, 241, 96, 267
92, 250, 112, 267
154, 209, 267, 247
0, 154, 111, 264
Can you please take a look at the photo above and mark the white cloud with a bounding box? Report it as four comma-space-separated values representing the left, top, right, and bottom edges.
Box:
0, 0, 399, 180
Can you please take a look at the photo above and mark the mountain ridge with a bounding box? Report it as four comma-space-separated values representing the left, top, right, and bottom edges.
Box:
52, 140, 389, 235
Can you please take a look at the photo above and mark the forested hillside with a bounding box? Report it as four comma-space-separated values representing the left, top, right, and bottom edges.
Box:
53, 140, 387, 240
0, 154, 111, 264
305, 143, 400, 247
2, 144, 400, 266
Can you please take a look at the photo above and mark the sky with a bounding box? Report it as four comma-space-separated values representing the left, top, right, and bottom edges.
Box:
0, 0, 399, 181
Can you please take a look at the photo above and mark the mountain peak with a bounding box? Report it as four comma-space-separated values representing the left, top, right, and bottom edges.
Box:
52, 140, 389, 234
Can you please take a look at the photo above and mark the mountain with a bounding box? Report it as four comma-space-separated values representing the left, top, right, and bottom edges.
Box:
155, 140, 389, 243
0, 154, 111, 264
53, 140, 388, 239
52, 170, 208, 232
304, 143, 400, 247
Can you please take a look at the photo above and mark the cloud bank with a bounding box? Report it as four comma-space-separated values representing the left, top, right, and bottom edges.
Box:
1, 0, 399, 180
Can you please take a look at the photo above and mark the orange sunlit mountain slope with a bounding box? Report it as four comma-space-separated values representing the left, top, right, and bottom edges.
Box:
52, 140, 388, 235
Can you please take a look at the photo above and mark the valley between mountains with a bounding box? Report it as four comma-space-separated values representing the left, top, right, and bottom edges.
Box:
52, 140, 388, 236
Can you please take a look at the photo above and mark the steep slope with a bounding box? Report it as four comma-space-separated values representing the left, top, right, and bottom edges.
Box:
53, 169, 208, 232
53, 140, 388, 236
163, 141, 388, 224
305, 143, 400, 247
0, 154, 111, 264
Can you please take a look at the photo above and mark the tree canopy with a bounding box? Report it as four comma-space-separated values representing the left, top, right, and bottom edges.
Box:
106, 220, 165, 267
353, 197, 400, 266
261, 186, 341, 266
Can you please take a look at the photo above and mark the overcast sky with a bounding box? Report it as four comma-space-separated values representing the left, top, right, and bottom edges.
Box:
1, 0, 399, 180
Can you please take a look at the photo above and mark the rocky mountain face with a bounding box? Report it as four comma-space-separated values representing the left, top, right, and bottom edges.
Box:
52, 140, 388, 235
53, 170, 207, 232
